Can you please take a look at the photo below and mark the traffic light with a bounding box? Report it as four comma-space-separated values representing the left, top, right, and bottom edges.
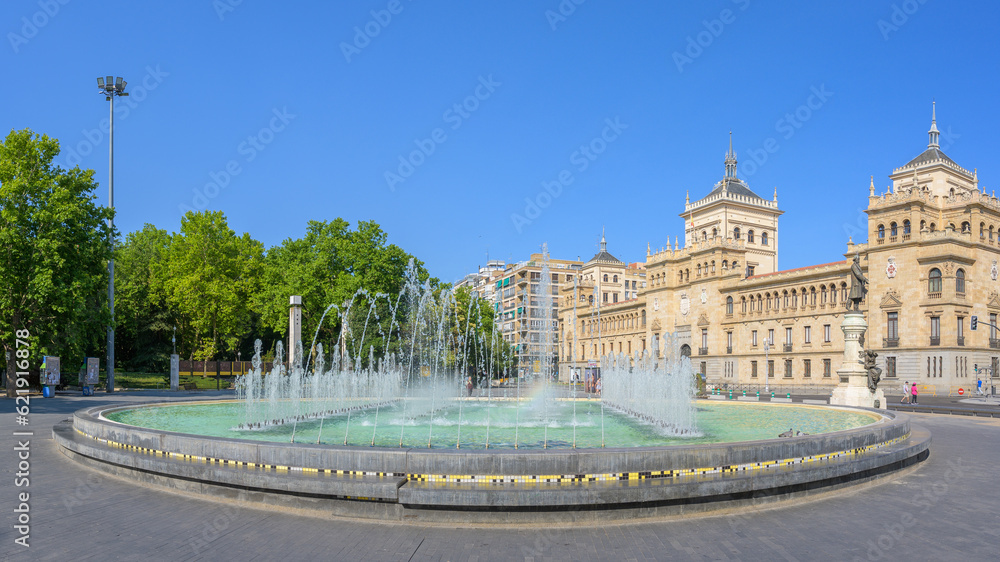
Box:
971, 316, 978, 330
974, 364, 978, 373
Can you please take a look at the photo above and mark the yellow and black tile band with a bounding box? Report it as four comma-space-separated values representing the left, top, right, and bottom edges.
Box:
75, 427, 907, 487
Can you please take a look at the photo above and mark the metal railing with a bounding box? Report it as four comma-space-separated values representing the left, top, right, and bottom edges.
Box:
930, 336, 940, 346
698, 347, 708, 355
883, 337, 899, 348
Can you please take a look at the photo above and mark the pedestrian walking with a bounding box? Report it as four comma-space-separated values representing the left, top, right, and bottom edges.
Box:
901, 381, 910, 403
910, 383, 918, 404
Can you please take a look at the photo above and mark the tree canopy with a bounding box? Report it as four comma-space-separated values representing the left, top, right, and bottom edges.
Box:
1, 129, 113, 395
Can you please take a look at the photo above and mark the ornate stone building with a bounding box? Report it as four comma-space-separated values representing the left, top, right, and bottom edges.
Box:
559, 106, 1000, 394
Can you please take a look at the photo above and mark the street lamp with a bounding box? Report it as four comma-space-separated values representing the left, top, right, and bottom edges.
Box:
97, 75, 128, 393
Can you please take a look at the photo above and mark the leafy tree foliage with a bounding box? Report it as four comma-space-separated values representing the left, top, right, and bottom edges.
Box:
0, 129, 113, 395
115, 224, 171, 372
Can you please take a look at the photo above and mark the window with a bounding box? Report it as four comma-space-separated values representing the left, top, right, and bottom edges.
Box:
702, 231, 707, 241
727, 331, 733, 350
785, 327, 793, 344
761, 232, 768, 246
930, 316, 940, 345
823, 359, 832, 377
890, 222, 897, 236
821, 286, 827, 304
768, 329, 775, 346
741, 297, 747, 314
712, 227, 717, 238
701, 329, 708, 349
767, 360, 774, 378
810, 287, 816, 305
603, 293, 608, 303
733, 227, 741, 239
958, 317, 964, 345
751, 360, 758, 377
784, 359, 792, 378
804, 326, 811, 344
641, 310, 646, 327
992, 313, 998, 340
903, 220, 911, 234
726, 296, 734, 315
887, 312, 898, 340
613, 293, 618, 303
783, 292, 789, 308
824, 324, 831, 343
928, 268, 942, 293
612, 275, 618, 283
747, 265, 755, 276
752, 330, 758, 346
603, 274, 608, 282
956, 269, 966, 293
886, 357, 896, 378
803, 359, 811, 378
748, 230, 755, 243
877, 224, 885, 239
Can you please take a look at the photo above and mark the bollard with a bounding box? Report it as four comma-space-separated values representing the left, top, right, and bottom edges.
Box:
742, 390, 746, 396
771, 391, 775, 398
756, 391, 760, 398
728, 390, 733, 400
787, 392, 791, 399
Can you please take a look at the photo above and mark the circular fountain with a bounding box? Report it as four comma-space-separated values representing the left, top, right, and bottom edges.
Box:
53, 259, 929, 522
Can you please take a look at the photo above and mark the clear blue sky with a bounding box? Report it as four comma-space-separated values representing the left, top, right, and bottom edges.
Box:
4, 0, 999, 283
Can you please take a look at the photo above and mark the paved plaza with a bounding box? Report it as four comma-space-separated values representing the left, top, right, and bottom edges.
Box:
2, 390, 998, 561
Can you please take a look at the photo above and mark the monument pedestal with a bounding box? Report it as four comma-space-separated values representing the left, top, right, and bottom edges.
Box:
170, 354, 179, 391
830, 312, 886, 409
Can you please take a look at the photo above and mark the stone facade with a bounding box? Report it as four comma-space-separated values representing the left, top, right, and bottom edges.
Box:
559, 107, 1000, 395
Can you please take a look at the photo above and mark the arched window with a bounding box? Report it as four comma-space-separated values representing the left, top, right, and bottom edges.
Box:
603, 274, 608, 282
877, 224, 885, 239
928, 268, 942, 293
821, 286, 828, 303
783, 290, 789, 308
748, 230, 755, 243
991, 226, 995, 241
841, 282, 847, 302
761, 232, 768, 246
612, 275, 618, 283
830, 284, 837, 303
741, 297, 747, 314
641, 310, 646, 327
733, 227, 741, 240
702, 230, 707, 241
920, 220, 926, 231
711, 260, 716, 273
929, 223, 936, 232
956, 269, 966, 293
962, 222, 970, 233
726, 296, 734, 315
722, 260, 729, 269
697, 264, 702, 276
589, 295, 594, 305
890, 222, 897, 236
903, 220, 911, 234
712, 227, 717, 238
791, 289, 797, 307
810, 287, 817, 305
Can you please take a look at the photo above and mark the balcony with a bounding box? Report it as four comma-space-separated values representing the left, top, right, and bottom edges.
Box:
883, 337, 899, 348
726, 346, 733, 354
698, 347, 708, 355
991, 338, 1000, 350
930, 336, 940, 346
783, 344, 793, 352
957, 336, 965, 347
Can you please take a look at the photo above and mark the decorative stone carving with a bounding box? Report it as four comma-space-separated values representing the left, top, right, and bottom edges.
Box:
992, 260, 998, 281
880, 289, 902, 309
700, 288, 708, 304
680, 294, 690, 316
886, 257, 897, 279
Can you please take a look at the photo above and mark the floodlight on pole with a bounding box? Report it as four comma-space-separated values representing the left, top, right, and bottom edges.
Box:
97, 75, 128, 393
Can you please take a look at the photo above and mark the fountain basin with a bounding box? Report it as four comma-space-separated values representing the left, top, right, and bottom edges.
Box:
54, 399, 929, 523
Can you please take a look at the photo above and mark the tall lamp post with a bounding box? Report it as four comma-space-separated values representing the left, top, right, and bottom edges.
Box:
97, 76, 128, 393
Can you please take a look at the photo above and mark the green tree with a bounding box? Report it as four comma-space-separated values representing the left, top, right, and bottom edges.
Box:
1, 129, 114, 395
156, 211, 263, 362
253, 219, 438, 367
115, 224, 171, 372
